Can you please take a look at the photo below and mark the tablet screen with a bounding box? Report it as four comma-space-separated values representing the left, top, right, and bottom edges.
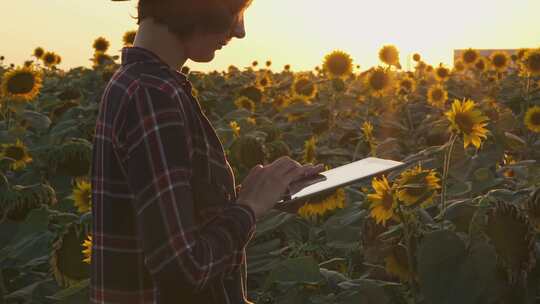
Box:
277, 157, 405, 204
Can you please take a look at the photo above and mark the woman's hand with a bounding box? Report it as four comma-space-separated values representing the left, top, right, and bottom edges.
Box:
236, 156, 325, 220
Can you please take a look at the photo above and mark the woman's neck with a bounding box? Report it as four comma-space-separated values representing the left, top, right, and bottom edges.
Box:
133, 18, 188, 70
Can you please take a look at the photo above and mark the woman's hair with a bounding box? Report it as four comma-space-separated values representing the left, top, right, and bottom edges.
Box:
135, 0, 252, 39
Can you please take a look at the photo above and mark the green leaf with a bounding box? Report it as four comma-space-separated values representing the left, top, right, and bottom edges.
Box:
21, 110, 51, 130
4, 278, 61, 303
319, 267, 348, 287
254, 210, 295, 237
0, 206, 54, 264
45, 278, 90, 302
417, 230, 501, 304
247, 238, 281, 257
446, 180, 472, 197
335, 279, 391, 304
264, 256, 323, 289
322, 206, 364, 249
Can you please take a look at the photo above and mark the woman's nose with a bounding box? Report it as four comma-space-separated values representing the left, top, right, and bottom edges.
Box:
232, 18, 246, 39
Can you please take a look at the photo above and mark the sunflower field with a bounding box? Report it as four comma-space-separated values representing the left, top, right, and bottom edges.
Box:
1, 33, 540, 303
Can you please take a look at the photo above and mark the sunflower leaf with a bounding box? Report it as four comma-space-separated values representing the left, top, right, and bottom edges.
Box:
417, 230, 501, 304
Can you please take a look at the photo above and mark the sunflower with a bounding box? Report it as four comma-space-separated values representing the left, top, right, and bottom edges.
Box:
384, 243, 413, 282
272, 95, 290, 111
490, 51, 510, 72
473, 57, 487, 72
92, 51, 113, 68
461, 48, 480, 66
291, 74, 317, 100
362, 121, 376, 154
181, 66, 190, 75
229, 120, 241, 138
33, 47, 44, 59
486, 201, 536, 285
252, 60, 258, 67
0, 139, 32, 171
362, 121, 374, 142
50, 223, 91, 287
47, 138, 92, 177
517, 48, 529, 60
426, 84, 448, 108
234, 96, 256, 113
92, 37, 110, 53
524, 106, 540, 133
395, 166, 440, 207
526, 187, 540, 232
434, 64, 451, 82
70, 178, 92, 213
499, 153, 517, 178
367, 176, 397, 226
1, 65, 43, 102
523, 49, 540, 76
265, 60, 272, 67
322, 50, 353, 79
227, 64, 240, 77
378, 45, 400, 67
453, 60, 465, 72
287, 113, 304, 122
247, 117, 256, 125
366, 67, 394, 96
398, 76, 416, 95
412, 53, 421, 62
284, 64, 291, 71
238, 85, 263, 103
49, 223, 91, 287
445, 99, 489, 149
297, 187, 345, 219
42, 51, 59, 67
81, 234, 92, 265
123, 30, 137, 46
255, 72, 273, 91
302, 136, 317, 164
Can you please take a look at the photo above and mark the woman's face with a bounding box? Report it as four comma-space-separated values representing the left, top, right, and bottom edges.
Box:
185, 11, 246, 62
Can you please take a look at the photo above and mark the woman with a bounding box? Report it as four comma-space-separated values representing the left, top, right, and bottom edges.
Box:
91, 0, 324, 303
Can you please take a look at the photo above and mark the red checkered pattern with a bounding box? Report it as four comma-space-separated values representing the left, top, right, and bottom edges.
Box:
90, 46, 256, 304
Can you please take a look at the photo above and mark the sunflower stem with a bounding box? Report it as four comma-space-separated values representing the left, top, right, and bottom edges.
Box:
5, 105, 11, 130
0, 266, 6, 299
329, 93, 336, 130
406, 102, 414, 133
396, 206, 418, 300
441, 134, 458, 225
525, 74, 531, 113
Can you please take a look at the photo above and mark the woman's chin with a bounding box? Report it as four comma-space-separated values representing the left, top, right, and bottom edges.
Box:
191, 51, 216, 63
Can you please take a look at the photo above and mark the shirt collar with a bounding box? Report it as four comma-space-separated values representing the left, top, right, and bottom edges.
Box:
121, 46, 189, 86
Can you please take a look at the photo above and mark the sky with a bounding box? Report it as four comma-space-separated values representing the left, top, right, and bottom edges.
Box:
2, 0, 540, 72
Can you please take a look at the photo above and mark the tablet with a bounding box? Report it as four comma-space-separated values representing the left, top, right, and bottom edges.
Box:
274, 157, 406, 212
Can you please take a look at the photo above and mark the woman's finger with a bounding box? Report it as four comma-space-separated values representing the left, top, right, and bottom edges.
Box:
286, 174, 327, 196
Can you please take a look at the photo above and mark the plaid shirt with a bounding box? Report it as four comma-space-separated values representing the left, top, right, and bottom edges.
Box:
91, 46, 257, 304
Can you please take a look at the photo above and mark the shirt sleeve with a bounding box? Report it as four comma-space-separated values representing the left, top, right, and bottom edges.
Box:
120, 83, 257, 292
